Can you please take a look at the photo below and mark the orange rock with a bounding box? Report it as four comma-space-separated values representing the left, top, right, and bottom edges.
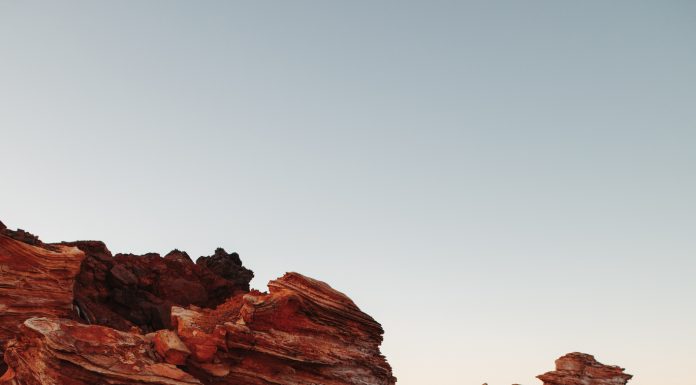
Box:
170, 272, 396, 385
170, 307, 225, 363
0, 232, 85, 366
195, 363, 230, 377
3, 318, 200, 385
0, 220, 395, 385
538, 352, 633, 385
0, 367, 16, 384
152, 330, 191, 366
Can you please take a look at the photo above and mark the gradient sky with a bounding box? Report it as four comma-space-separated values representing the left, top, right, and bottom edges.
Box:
1, 1, 695, 384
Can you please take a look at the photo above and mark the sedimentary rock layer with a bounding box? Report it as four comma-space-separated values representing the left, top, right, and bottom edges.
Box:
0, 229, 85, 367
169, 272, 396, 385
0, 220, 396, 385
538, 352, 632, 385
1, 317, 200, 385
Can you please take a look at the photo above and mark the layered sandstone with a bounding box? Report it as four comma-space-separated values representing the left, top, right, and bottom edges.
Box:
538, 352, 632, 385
3, 219, 634, 385
169, 272, 395, 385
0, 220, 396, 385
1, 317, 200, 385
0, 227, 85, 369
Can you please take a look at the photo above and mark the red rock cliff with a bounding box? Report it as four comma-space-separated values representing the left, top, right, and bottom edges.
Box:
0, 220, 396, 385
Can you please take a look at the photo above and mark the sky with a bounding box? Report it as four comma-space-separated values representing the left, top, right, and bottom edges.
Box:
1, 1, 695, 384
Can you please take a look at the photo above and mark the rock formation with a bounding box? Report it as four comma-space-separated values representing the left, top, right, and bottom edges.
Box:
1, 219, 636, 385
169, 272, 394, 385
1, 317, 201, 385
538, 352, 632, 385
0, 220, 395, 385
0, 226, 85, 373
196, 248, 254, 289
69, 241, 252, 333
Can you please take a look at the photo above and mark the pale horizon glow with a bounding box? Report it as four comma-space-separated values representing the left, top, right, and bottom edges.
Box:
1, 1, 695, 384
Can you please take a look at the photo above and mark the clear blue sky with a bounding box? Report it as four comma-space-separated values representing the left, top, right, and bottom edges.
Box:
1, 1, 695, 384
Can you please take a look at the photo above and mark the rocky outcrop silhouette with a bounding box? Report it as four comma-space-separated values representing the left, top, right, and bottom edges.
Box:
0, 220, 395, 385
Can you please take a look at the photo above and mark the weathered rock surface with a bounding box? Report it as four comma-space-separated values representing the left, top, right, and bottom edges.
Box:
152, 329, 191, 366
0, 220, 396, 385
169, 272, 396, 385
196, 248, 254, 289
0, 229, 85, 369
0, 221, 44, 247
538, 352, 632, 385
1, 317, 200, 385
70, 242, 253, 333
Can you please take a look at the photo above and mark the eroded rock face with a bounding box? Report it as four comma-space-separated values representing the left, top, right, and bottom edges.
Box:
0, 220, 396, 385
538, 352, 632, 385
69, 242, 253, 333
169, 272, 396, 385
1, 318, 200, 385
0, 231, 85, 368
152, 329, 191, 366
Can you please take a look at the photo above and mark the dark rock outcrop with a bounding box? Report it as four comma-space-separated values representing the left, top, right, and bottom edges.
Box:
0, 224, 45, 247
68, 242, 253, 333
195, 248, 253, 290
